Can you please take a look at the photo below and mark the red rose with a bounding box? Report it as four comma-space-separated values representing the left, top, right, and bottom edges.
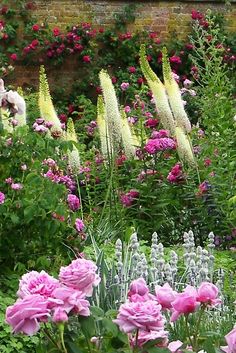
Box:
53, 27, 60, 36
10, 53, 18, 61
82, 55, 91, 63
32, 24, 40, 31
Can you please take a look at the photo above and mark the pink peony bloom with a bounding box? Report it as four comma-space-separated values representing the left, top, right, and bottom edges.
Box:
155, 283, 177, 309
0, 192, 5, 204
17, 271, 59, 299
75, 218, 85, 232
197, 282, 220, 305
52, 286, 90, 315
5, 294, 50, 335
67, 194, 80, 211
11, 183, 23, 190
129, 329, 168, 348
59, 258, 100, 296
171, 286, 198, 321
114, 300, 165, 333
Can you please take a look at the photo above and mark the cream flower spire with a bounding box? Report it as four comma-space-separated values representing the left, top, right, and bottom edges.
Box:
139, 44, 176, 135
97, 95, 112, 158
66, 118, 80, 174
162, 47, 191, 133
120, 107, 136, 158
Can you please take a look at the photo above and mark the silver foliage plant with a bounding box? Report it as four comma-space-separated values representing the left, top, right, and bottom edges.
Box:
92, 230, 228, 311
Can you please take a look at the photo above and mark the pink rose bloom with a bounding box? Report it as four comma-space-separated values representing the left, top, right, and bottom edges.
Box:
67, 194, 80, 211
17, 270, 59, 299
52, 286, 90, 315
124, 105, 131, 113
59, 258, 100, 296
5, 294, 50, 335
128, 278, 149, 297
129, 329, 168, 348
197, 282, 220, 305
11, 183, 23, 190
0, 192, 5, 204
155, 283, 177, 309
75, 218, 85, 232
114, 300, 165, 333
171, 286, 198, 321
52, 307, 68, 323
222, 326, 236, 353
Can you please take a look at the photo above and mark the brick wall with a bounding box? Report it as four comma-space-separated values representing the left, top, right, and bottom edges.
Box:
5, 0, 236, 89
32, 0, 236, 38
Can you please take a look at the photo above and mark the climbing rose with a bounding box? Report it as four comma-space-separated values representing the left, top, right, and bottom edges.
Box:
59, 258, 100, 296
5, 294, 50, 335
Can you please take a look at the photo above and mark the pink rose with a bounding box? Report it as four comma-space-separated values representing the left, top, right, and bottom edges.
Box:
5, 294, 50, 335
155, 283, 177, 309
223, 326, 236, 353
129, 329, 168, 348
128, 278, 154, 302
171, 286, 198, 321
52, 286, 90, 315
59, 258, 100, 296
0, 192, 5, 204
197, 282, 220, 305
17, 270, 59, 299
168, 340, 183, 352
114, 300, 165, 333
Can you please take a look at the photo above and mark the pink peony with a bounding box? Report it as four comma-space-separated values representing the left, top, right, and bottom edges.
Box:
0, 192, 5, 204
5, 294, 50, 335
59, 258, 100, 296
52, 286, 90, 315
197, 282, 220, 305
114, 300, 165, 333
155, 283, 177, 309
17, 270, 59, 299
67, 194, 80, 211
171, 286, 198, 321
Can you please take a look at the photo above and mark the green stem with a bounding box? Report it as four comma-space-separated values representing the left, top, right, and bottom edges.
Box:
192, 305, 206, 351
184, 314, 194, 349
43, 327, 62, 351
59, 324, 67, 353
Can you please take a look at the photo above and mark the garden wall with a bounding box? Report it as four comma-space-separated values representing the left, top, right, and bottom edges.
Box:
6, 0, 236, 89
28, 0, 236, 37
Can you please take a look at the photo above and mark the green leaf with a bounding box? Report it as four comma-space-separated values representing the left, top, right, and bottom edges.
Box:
90, 306, 104, 319
79, 315, 96, 338
102, 318, 118, 336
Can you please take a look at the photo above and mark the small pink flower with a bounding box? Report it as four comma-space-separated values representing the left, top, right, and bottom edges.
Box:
5, 294, 50, 335
67, 194, 80, 211
75, 218, 85, 232
0, 192, 5, 204
124, 105, 131, 113
11, 183, 23, 190
120, 82, 130, 91
21, 164, 27, 171
59, 258, 100, 296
